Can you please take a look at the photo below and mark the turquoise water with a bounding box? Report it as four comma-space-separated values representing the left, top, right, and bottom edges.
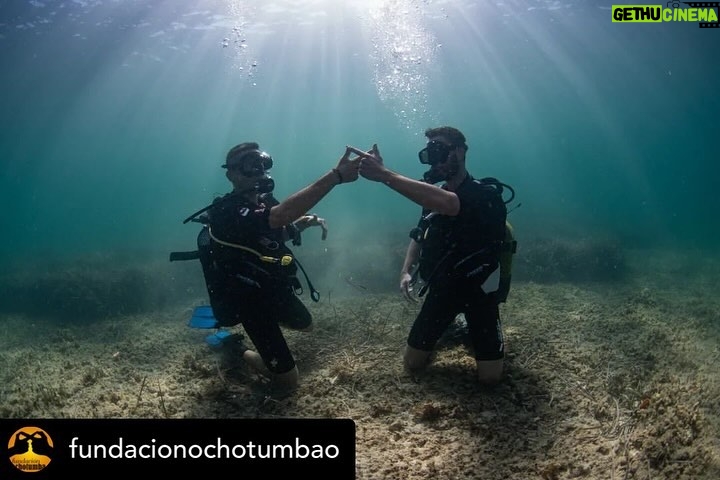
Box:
1, 0, 718, 267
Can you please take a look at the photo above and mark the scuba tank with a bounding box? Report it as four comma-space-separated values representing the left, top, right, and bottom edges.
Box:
410, 178, 519, 303
496, 221, 517, 303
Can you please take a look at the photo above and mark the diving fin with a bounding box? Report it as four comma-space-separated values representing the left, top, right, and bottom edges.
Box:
188, 306, 248, 351
188, 305, 218, 329
205, 331, 249, 353
205, 330, 232, 347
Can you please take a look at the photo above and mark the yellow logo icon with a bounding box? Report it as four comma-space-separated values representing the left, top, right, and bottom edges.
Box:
7, 426, 53, 473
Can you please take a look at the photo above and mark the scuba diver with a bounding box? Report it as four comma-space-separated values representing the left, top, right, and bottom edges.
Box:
349, 126, 517, 385
177, 142, 359, 392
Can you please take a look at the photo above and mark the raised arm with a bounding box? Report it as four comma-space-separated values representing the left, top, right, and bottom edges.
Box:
269, 147, 359, 228
349, 144, 460, 216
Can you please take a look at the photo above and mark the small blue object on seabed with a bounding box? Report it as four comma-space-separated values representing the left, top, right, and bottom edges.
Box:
188, 305, 233, 348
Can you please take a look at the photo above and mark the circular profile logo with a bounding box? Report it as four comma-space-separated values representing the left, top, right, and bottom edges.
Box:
7, 426, 53, 473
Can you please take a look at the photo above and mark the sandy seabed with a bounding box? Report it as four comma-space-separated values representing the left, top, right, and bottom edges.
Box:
1, 249, 719, 479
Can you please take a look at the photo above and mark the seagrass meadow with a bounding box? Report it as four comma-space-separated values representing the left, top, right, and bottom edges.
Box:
1, 237, 719, 479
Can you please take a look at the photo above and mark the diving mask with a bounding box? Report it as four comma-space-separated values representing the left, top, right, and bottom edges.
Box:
419, 140, 461, 184
418, 140, 455, 166
223, 150, 274, 177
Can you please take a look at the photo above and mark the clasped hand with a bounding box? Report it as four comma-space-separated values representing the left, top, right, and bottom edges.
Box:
346, 144, 388, 183
295, 214, 328, 240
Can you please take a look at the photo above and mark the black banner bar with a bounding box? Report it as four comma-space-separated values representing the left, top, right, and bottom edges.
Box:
1, 419, 355, 478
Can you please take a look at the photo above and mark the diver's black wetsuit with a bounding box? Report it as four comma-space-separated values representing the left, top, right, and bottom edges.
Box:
199, 194, 310, 374
408, 174, 507, 361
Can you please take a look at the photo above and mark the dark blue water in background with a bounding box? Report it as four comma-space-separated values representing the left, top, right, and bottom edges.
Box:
1, 0, 718, 270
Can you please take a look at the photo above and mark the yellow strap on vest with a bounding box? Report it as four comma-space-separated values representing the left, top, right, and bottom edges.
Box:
207, 227, 293, 266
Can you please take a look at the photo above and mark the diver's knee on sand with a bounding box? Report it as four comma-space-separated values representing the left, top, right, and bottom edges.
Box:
243, 350, 272, 376
243, 350, 299, 391
404, 345, 431, 370
272, 366, 299, 392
